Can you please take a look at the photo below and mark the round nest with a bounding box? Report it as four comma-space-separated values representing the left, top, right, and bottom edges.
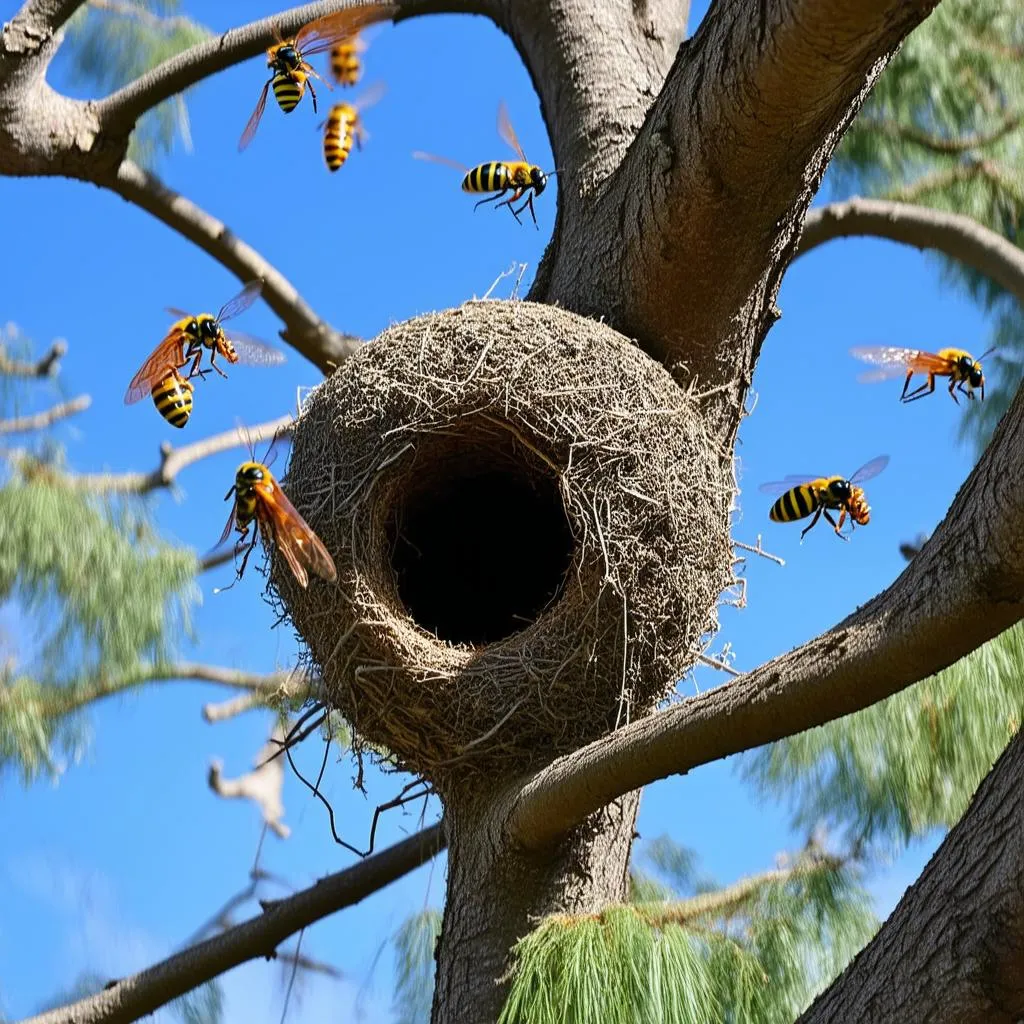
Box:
273, 301, 733, 779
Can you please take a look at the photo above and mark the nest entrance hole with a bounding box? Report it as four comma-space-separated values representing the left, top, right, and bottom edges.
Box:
387, 428, 573, 646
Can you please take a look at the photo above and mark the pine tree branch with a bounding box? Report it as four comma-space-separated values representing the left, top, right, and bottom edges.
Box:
96, 0, 496, 134
75, 413, 294, 494
506, 376, 1024, 851
110, 162, 358, 372
884, 163, 988, 204
865, 113, 1022, 155
19, 823, 446, 1024
797, 198, 1024, 309
0, 339, 65, 378
796, 727, 1024, 1024
0, 394, 90, 433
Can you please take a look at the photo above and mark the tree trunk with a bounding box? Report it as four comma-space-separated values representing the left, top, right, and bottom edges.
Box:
431, 788, 641, 1023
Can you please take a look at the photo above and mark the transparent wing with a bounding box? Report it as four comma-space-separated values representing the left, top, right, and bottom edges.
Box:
255, 478, 337, 587
217, 280, 263, 324
412, 150, 469, 173
124, 332, 187, 405
239, 81, 271, 153
294, 5, 397, 57
497, 100, 527, 162
757, 476, 823, 496
850, 345, 925, 367
354, 80, 386, 114
857, 366, 911, 384
216, 501, 238, 547
165, 306, 192, 320
225, 331, 287, 367
849, 455, 889, 485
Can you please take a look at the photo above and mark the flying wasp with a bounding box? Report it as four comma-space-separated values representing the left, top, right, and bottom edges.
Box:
150, 373, 194, 429
850, 345, 996, 404
321, 82, 385, 172
238, 5, 395, 152
413, 101, 555, 226
217, 441, 337, 590
125, 281, 285, 416
328, 30, 368, 86
759, 455, 889, 541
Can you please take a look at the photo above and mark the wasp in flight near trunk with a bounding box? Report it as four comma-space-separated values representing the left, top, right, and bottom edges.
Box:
125, 281, 285, 422
239, 6, 395, 152
321, 82, 386, 172
760, 455, 889, 541
850, 345, 996, 404
413, 101, 555, 226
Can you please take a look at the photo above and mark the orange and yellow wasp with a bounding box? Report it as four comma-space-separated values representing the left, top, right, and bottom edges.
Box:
851, 345, 996, 404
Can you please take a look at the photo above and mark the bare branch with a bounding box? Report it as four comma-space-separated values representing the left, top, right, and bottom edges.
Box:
1, 0, 84, 55
797, 729, 1024, 1024
110, 162, 357, 372
798, 198, 1024, 310
507, 378, 1024, 850
0, 338, 66, 378
20, 823, 446, 1024
203, 692, 268, 723
75, 414, 293, 494
210, 724, 293, 839
0, 394, 90, 434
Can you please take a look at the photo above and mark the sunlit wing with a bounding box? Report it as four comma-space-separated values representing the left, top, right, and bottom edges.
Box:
239, 81, 271, 153
255, 479, 337, 587
412, 150, 469, 173
757, 476, 823, 496
165, 306, 192, 320
851, 345, 953, 375
856, 366, 912, 384
294, 5, 397, 57
354, 80, 386, 113
124, 332, 187, 404
216, 502, 238, 547
217, 280, 263, 323
225, 331, 287, 366
849, 454, 890, 485
497, 100, 527, 162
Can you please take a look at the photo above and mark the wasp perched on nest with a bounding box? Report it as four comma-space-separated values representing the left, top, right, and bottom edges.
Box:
760, 455, 889, 541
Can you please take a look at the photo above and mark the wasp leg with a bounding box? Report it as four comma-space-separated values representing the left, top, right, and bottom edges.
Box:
473, 190, 507, 212
235, 524, 260, 580
512, 191, 539, 229
185, 346, 206, 381
496, 188, 526, 225
307, 76, 319, 114
208, 347, 230, 380
822, 508, 849, 541
955, 380, 974, 402
902, 374, 937, 403
799, 507, 823, 540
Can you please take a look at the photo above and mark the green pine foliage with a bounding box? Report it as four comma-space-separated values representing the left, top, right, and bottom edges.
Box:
65, 0, 212, 163
392, 909, 443, 1024
744, 624, 1024, 854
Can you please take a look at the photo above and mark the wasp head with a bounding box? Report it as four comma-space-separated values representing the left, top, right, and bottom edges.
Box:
827, 479, 852, 503
847, 487, 871, 526
530, 166, 548, 194
236, 462, 266, 490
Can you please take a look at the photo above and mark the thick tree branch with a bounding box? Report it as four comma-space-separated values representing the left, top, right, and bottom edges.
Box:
507, 378, 1024, 851
798, 198, 1024, 309
20, 823, 446, 1024
796, 729, 1024, 1024
75, 413, 293, 494
1, 0, 83, 55
110, 163, 357, 371
0, 394, 90, 433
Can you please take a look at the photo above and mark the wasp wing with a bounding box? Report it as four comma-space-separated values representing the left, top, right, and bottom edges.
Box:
849, 454, 889, 485
225, 331, 287, 367
254, 478, 337, 587
239, 80, 271, 153
412, 150, 470, 173
294, 5, 397, 57
124, 332, 188, 404
353, 80, 386, 114
217, 280, 263, 323
216, 501, 238, 548
757, 476, 824, 496
851, 345, 954, 374
497, 100, 527, 162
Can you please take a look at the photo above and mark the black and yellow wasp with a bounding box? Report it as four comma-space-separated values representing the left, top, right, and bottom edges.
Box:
320, 82, 385, 172
851, 345, 996, 404
759, 455, 889, 541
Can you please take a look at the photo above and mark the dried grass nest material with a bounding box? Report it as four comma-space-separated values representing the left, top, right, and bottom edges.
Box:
273, 301, 733, 778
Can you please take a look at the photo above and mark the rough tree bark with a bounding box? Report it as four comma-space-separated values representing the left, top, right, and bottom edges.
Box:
12, 0, 1024, 1022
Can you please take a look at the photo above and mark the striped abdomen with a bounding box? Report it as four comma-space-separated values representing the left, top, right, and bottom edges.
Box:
462, 162, 512, 194
151, 375, 193, 429
323, 105, 356, 172
272, 72, 306, 113
234, 489, 259, 533
329, 40, 361, 85
769, 485, 822, 523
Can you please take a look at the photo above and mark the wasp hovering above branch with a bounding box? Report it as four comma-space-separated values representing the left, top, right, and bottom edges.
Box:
329, 29, 370, 87
413, 101, 556, 227
850, 345, 996, 404
125, 281, 285, 426
216, 438, 337, 590
238, 5, 396, 152
321, 82, 386, 172
760, 455, 889, 541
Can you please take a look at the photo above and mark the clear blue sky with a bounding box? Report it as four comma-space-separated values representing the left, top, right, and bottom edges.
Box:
0, 1, 994, 1020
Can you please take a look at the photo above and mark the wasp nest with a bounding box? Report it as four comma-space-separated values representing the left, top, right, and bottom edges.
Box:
273, 301, 733, 779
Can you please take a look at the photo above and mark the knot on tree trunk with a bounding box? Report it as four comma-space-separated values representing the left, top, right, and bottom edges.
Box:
272, 301, 733, 780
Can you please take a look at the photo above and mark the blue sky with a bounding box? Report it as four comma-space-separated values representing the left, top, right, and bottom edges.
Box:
0, 1, 997, 1020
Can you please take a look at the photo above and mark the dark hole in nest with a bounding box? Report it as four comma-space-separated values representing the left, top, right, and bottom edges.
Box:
387, 431, 574, 646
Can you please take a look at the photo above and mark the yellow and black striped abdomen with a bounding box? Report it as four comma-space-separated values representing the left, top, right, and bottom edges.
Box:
462, 162, 512, 194
234, 489, 259, 532
272, 72, 306, 113
330, 41, 361, 86
769, 485, 822, 523
151, 375, 193, 429
323, 106, 356, 172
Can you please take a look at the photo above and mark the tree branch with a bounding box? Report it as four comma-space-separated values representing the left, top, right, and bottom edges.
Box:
798, 198, 1024, 309
507, 377, 1024, 851
796, 729, 1024, 1024
75, 413, 293, 494
0, 394, 90, 433
110, 163, 357, 372
20, 823, 447, 1024
0, 338, 66, 378
1, 0, 84, 55
864, 113, 1022, 155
